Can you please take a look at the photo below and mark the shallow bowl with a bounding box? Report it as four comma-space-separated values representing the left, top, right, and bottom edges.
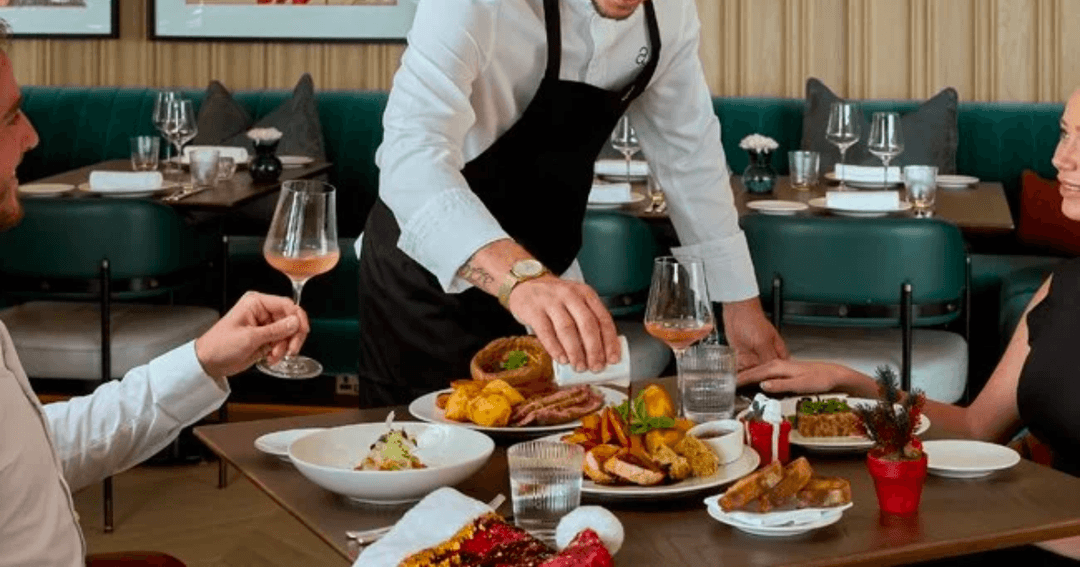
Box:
688, 419, 744, 464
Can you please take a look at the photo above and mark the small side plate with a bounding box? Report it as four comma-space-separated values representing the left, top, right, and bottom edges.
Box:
19, 183, 75, 197
746, 200, 809, 215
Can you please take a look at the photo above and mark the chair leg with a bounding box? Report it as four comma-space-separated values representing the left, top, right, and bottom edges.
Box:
217, 404, 228, 488
103, 476, 113, 533
901, 283, 913, 393
771, 275, 783, 333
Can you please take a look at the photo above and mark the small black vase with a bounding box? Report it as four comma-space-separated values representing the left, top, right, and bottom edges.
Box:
250, 141, 283, 183
743, 150, 777, 194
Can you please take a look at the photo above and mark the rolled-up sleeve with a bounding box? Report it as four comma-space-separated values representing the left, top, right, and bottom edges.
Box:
628, 3, 758, 303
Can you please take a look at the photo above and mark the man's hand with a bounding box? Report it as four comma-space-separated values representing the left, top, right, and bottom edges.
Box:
507, 274, 621, 372
722, 298, 788, 371
194, 291, 311, 379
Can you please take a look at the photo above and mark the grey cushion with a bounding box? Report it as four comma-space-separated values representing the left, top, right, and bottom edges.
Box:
191, 80, 252, 146
801, 78, 959, 174
224, 74, 326, 160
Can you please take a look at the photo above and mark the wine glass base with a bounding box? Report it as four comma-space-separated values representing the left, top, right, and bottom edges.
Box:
256, 356, 323, 380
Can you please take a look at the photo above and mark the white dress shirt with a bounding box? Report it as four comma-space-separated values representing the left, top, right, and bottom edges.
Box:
0, 323, 228, 566
366, 0, 758, 303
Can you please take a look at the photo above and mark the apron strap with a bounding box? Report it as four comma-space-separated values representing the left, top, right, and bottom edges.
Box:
543, 0, 562, 80
619, 0, 663, 104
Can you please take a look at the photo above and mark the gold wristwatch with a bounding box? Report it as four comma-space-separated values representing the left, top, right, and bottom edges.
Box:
497, 259, 549, 309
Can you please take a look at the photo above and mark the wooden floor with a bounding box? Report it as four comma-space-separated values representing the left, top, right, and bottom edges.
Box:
74, 461, 346, 567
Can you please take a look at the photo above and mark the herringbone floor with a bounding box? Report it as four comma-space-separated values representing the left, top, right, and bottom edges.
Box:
74, 461, 346, 567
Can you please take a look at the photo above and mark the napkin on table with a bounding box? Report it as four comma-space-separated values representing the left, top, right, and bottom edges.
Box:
588, 182, 633, 204
88, 171, 163, 192
554, 335, 630, 388
595, 159, 649, 178
183, 145, 249, 164
825, 190, 900, 211
703, 495, 852, 527
834, 164, 901, 184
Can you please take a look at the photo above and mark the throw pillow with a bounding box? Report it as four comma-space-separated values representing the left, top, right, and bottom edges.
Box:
223, 73, 326, 160
191, 80, 252, 146
1017, 170, 1080, 255
801, 78, 959, 174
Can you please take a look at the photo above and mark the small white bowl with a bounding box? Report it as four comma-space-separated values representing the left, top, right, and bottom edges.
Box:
688, 419, 744, 464
289, 422, 494, 505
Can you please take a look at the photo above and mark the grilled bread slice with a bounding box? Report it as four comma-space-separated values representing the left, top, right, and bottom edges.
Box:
651, 443, 692, 481
759, 457, 814, 512
796, 476, 852, 508
673, 434, 720, 478
718, 460, 784, 512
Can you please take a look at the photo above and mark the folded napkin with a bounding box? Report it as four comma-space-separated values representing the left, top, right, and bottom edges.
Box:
588, 182, 633, 204
595, 159, 649, 177
554, 336, 630, 388
182, 145, 249, 164
88, 171, 163, 192
825, 190, 900, 211
834, 164, 901, 184
703, 496, 852, 527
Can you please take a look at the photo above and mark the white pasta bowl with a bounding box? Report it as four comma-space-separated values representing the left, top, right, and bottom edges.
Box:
289, 422, 495, 504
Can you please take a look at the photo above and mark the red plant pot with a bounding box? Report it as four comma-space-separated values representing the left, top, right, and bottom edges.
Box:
866, 452, 928, 515
746, 419, 792, 465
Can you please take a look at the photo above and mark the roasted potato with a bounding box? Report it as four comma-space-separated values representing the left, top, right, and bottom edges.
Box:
444, 388, 473, 422
467, 393, 513, 427
641, 384, 676, 419
644, 428, 685, 454
479, 379, 525, 406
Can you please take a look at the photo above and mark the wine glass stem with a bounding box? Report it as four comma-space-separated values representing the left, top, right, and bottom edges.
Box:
882, 157, 891, 186
280, 279, 308, 365
838, 147, 848, 190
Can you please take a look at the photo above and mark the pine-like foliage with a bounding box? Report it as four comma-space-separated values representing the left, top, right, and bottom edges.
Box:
853, 366, 926, 460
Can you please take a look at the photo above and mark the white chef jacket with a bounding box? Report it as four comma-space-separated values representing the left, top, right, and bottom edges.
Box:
0, 323, 229, 566
365, 0, 758, 303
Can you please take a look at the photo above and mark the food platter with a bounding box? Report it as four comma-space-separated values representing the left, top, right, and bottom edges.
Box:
409, 386, 626, 436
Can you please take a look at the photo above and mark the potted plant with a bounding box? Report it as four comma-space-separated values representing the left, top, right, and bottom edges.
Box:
854, 366, 928, 515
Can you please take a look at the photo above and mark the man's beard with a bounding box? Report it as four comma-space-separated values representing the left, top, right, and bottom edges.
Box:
0, 181, 24, 232
591, 0, 639, 21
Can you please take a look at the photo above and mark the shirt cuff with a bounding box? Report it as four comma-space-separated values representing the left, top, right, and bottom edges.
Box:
397, 187, 510, 293
146, 341, 230, 421
671, 232, 759, 303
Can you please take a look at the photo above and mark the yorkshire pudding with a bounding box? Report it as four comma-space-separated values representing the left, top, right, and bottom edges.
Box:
470, 336, 555, 398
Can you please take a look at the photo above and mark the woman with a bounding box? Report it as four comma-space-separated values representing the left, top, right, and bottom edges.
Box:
738, 89, 1080, 564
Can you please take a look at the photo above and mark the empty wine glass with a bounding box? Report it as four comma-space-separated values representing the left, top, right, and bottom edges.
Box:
163, 99, 198, 173
153, 91, 180, 173
257, 180, 340, 379
868, 112, 904, 187
611, 115, 655, 211
826, 101, 861, 191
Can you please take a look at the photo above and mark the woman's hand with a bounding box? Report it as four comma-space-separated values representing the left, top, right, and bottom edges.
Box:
737, 358, 855, 395
194, 291, 311, 379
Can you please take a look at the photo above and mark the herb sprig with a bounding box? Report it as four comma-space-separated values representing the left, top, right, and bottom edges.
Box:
798, 398, 852, 415
500, 350, 529, 371
614, 392, 675, 435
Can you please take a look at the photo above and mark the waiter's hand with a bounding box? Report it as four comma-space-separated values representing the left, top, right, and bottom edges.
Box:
508, 274, 621, 372
722, 297, 789, 371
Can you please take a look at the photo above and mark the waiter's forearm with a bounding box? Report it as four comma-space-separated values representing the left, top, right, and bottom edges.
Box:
456, 238, 536, 296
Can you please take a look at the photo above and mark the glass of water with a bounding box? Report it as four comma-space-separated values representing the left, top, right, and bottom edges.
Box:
507, 440, 584, 545
903, 165, 938, 217
189, 148, 220, 189
677, 343, 737, 422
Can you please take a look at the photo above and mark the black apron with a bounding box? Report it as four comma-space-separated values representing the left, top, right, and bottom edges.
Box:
356, 0, 662, 407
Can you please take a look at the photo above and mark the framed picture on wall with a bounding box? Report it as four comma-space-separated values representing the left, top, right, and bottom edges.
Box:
149, 0, 418, 42
0, 1, 119, 39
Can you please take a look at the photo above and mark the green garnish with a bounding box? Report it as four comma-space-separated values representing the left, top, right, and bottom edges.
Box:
614, 392, 676, 435
798, 398, 852, 415
500, 350, 529, 371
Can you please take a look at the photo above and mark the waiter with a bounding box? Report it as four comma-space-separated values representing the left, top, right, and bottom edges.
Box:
357, 0, 788, 406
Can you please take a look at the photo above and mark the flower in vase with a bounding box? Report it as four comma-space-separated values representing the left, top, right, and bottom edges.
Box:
739, 133, 779, 153
246, 127, 284, 145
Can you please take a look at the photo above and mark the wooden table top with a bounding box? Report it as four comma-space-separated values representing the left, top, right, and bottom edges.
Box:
29, 159, 333, 210
622, 176, 1015, 237
194, 382, 1080, 566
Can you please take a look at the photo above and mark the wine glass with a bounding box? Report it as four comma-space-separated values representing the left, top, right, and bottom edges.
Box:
163, 99, 198, 173
825, 101, 861, 191
644, 256, 715, 413
257, 180, 340, 379
153, 91, 180, 173
868, 112, 904, 187
611, 115, 655, 211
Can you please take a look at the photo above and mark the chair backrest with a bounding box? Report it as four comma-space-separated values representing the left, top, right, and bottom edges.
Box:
577, 211, 659, 317
740, 214, 967, 328
0, 199, 218, 298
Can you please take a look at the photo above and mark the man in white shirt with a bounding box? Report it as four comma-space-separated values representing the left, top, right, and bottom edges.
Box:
357, 0, 787, 405
0, 29, 311, 565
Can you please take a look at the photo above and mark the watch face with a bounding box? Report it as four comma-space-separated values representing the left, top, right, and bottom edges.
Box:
514, 259, 544, 278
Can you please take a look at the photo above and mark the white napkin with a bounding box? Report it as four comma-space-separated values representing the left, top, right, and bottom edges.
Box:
825, 190, 900, 210
183, 145, 249, 164
88, 171, 163, 192
554, 336, 630, 388
588, 182, 633, 204
595, 159, 649, 177
834, 164, 901, 184
703, 496, 852, 527
355, 488, 495, 567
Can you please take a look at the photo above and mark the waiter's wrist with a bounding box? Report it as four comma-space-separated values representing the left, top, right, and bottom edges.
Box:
455, 238, 538, 297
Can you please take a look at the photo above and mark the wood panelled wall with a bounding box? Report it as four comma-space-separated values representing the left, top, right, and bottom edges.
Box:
5, 0, 1079, 102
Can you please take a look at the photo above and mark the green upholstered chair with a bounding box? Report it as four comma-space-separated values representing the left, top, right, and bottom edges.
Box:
741, 214, 970, 402
0, 198, 221, 533
577, 211, 671, 381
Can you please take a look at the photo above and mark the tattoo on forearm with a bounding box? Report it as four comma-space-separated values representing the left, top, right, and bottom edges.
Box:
458, 262, 496, 290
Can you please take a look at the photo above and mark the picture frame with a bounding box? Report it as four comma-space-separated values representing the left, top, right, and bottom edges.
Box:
0, 1, 118, 39
148, 0, 418, 43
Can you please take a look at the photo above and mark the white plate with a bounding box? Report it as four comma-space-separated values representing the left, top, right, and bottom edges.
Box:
279, 155, 315, 168
588, 192, 647, 209
923, 439, 1020, 478
824, 171, 901, 189
808, 196, 912, 218
539, 434, 760, 500
18, 183, 74, 197
409, 386, 626, 436
77, 181, 181, 199
704, 499, 851, 537
746, 200, 809, 215
738, 396, 931, 453
936, 174, 979, 189
254, 427, 326, 462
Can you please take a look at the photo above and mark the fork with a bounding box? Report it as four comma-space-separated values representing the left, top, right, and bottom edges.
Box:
346, 494, 506, 545
162, 184, 208, 203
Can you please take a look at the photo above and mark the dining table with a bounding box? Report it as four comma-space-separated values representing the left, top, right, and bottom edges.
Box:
193, 377, 1080, 567
26, 158, 333, 211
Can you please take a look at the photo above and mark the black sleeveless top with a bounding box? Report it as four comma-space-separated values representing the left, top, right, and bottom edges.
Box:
1017, 257, 1080, 476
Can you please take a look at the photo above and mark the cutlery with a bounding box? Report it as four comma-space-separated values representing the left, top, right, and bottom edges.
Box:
162, 185, 208, 202
345, 494, 506, 546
